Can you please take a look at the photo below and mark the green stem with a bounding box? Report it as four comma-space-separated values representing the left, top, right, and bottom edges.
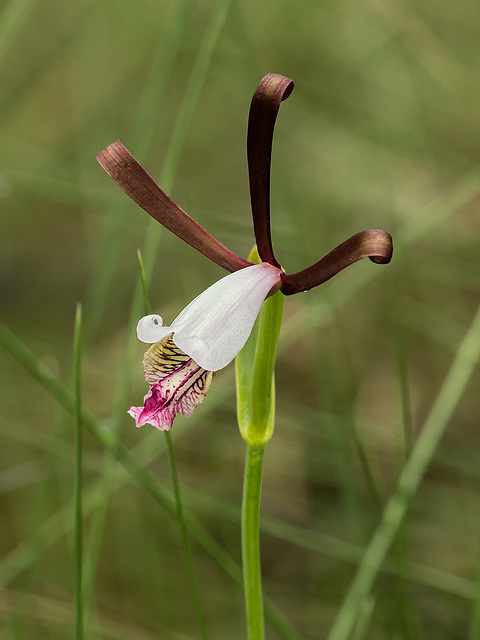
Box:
137, 247, 207, 637
73, 304, 83, 640
242, 443, 266, 640
236, 248, 284, 637
164, 431, 207, 640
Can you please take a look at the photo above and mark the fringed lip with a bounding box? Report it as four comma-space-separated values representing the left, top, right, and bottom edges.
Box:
127, 334, 214, 431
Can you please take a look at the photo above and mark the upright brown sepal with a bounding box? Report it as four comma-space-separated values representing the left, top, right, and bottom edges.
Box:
247, 73, 294, 268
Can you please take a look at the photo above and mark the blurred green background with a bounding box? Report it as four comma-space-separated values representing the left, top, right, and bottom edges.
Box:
1, 0, 480, 637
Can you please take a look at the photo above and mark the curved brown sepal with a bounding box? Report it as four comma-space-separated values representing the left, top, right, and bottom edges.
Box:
280, 230, 393, 295
247, 73, 294, 268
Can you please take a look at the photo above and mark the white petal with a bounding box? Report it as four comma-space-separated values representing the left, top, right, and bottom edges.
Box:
137, 314, 173, 343
171, 263, 282, 370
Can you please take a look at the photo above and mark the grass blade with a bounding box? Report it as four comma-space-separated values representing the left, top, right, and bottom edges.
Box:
0, 322, 304, 640
73, 304, 84, 640
327, 302, 480, 640
137, 247, 207, 639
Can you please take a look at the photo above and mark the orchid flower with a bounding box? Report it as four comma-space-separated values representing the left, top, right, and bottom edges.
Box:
126, 263, 282, 430
97, 73, 393, 432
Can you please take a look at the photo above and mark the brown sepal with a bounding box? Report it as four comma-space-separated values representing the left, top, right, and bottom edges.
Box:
280, 229, 393, 295
96, 141, 251, 273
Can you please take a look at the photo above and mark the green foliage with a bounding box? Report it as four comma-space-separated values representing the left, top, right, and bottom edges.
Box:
1, 0, 480, 638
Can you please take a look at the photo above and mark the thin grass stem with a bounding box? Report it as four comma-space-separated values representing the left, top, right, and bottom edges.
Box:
137, 247, 207, 638
77, 3, 232, 624
468, 543, 480, 640
73, 304, 83, 640
0, 321, 304, 639
165, 431, 207, 639
327, 302, 480, 640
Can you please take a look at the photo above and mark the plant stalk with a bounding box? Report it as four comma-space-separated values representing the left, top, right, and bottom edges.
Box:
242, 443, 266, 640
